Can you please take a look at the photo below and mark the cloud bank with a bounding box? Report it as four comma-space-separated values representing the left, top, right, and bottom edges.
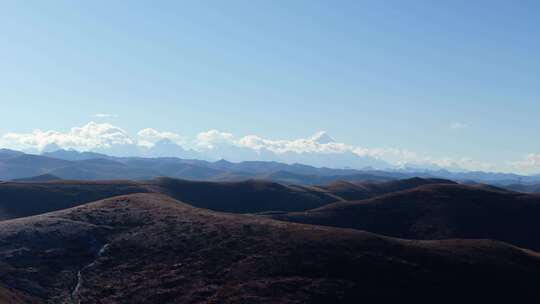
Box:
1, 121, 530, 173
512, 154, 540, 173
3, 122, 133, 151
137, 128, 185, 146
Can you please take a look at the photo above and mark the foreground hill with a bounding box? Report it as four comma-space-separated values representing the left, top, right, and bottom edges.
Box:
0, 286, 38, 304
1, 193, 540, 303
271, 184, 540, 251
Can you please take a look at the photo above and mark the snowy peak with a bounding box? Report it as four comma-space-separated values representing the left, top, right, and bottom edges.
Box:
311, 131, 335, 144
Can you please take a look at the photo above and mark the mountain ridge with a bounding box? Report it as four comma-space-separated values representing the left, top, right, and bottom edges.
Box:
2, 149, 539, 185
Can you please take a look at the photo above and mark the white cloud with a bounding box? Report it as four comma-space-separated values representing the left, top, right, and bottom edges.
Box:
2, 122, 133, 151
430, 157, 494, 171
196, 130, 234, 148
200, 130, 495, 171
93, 113, 119, 118
236, 131, 352, 155
511, 154, 540, 172
137, 128, 185, 146
353, 147, 417, 161
0, 123, 508, 172
450, 122, 468, 130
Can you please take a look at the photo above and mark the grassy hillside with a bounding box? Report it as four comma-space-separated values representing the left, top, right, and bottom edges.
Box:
1, 193, 539, 303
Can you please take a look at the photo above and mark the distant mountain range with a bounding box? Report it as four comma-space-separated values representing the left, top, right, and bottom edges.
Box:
32, 131, 395, 170
1, 148, 539, 186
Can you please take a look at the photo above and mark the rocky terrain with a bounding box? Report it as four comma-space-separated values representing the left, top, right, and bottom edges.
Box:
1, 193, 540, 303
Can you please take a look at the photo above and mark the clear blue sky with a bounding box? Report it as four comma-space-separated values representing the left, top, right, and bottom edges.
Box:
1, 1, 539, 171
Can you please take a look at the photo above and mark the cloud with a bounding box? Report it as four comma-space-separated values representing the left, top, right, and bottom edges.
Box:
197, 129, 494, 171
0, 123, 503, 172
511, 154, 540, 172
137, 128, 185, 146
93, 113, 119, 118
450, 122, 468, 130
236, 131, 353, 155
196, 130, 234, 148
2, 122, 133, 151
353, 147, 418, 162
430, 157, 494, 171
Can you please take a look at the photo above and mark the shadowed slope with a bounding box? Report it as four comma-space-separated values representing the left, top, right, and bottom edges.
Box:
271, 184, 540, 251
147, 177, 340, 213
0, 178, 341, 221
146, 177, 458, 214
0, 285, 39, 304
1, 193, 540, 303
505, 183, 540, 193
0, 181, 151, 221
315, 177, 457, 201
11, 174, 62, 182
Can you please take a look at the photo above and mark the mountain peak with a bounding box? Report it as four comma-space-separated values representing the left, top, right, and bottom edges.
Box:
311, 131, 335, 144
154, 138, 180, 147
42, 143, 62, 153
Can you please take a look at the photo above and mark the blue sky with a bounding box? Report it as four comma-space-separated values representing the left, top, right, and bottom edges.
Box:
1, 1, 539, 173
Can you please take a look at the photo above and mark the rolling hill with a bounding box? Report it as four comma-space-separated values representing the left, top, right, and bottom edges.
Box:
0, 180, 150, 221
271, 183, 540, 251
1, 193, 539, 303
316, 177, 456, 200
505, 183, 540, 193
0, 177, 461, 221
0, 177, 347, 221
11, 174, 62, 182
146, 177, 341, 213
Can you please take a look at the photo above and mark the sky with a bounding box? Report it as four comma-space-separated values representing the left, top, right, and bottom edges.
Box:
0, 1, 539, 173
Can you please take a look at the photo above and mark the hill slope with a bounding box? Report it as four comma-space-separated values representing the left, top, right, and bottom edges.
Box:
271, 184, 540, 251
315, 177, 457, 201
0, 178, 341, 220
505, 183, 540, 193
11, 174, 62, 182
0, 177, 506, 222
146, 177, 341, 213
1, 193, 540, 303
0, 181, 151, 221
